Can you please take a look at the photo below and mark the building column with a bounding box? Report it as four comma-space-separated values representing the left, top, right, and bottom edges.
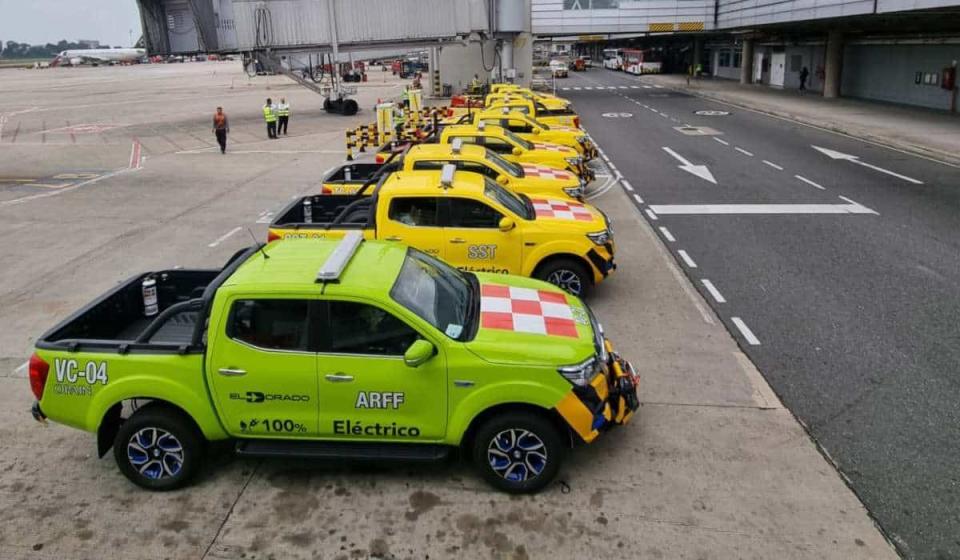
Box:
823, 30, 843, 98
740, 39, 754, 84
693, 38, 702, 72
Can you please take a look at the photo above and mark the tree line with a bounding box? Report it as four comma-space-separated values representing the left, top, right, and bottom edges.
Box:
1, 40, 122, 59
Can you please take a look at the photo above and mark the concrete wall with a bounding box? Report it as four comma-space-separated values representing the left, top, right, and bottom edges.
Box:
842, 44, 960, 110
437, 41, 499, 95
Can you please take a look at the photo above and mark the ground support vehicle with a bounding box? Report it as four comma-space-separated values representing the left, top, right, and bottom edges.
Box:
483, 97, 580, 129
269, 166, 615, 296
452, 109, 597, 160
30, 235, 637, 493
438, 124, 590, 180
622, 49, 663, 75
324, 142, 587, 200
549, 60, 569, 78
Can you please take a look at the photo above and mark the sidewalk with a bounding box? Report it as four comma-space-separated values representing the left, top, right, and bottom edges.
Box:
648, 74, 960, 166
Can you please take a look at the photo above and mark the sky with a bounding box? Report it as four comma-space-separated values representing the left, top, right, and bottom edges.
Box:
0, 0, 143, 47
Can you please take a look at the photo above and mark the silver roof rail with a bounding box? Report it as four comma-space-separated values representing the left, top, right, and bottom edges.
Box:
316, 231, 364, 283
440, 163, 456, 189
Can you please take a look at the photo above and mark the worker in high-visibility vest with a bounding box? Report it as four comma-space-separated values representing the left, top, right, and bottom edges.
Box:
263, 97, 277, 139
276, 97, 290, 136
470, 74, 481, 93
401, 86, 411, 109
393, 104, 407, 140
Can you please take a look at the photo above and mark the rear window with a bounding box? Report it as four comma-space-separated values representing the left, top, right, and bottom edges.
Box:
227, 299, 310, 351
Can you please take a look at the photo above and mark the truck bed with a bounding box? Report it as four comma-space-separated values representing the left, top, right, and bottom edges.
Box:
323, 163, 382, 186
272, 195, 374, 229
41, 269, 218, 347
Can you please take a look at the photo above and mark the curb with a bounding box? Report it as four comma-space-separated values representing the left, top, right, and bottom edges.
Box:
658, 81, 960, 168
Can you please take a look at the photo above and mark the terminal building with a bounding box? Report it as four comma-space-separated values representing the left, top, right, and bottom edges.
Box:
532, 0, 960, 111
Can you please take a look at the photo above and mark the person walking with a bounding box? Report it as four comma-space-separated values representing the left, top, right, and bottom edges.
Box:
276, 97, 290, 135
212, 106, 229, 154
263, 98, 277, 139
799, 66, 810, 92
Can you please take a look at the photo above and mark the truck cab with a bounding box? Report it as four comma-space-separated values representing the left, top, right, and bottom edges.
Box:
29, 235, 638, 494
485, 97, 580, 129
456, 108, 597, 159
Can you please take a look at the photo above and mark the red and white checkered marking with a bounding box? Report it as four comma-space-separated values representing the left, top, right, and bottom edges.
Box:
530, 198, 593, 221
480, 284, 579, 338
520, 164, 573, 181
534, 143, 573, 153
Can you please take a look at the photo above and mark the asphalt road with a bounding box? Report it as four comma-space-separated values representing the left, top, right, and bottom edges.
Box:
561, 68, 960, 559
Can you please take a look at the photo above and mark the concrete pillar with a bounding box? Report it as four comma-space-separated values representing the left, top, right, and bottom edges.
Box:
740, 39, 754, 84
501, 39, 514, 82
693, 38, 702, 73
823, 30, 843, 98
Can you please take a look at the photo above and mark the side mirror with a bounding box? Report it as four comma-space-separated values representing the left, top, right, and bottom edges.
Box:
498, 217, 516, 232
512, 147, 523, 156
404, 339, 435, 368
496, 174, 509, 185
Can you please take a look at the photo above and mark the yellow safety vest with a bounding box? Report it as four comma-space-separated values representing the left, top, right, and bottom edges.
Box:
277, 104, 290, 117
263, 106, 276, 123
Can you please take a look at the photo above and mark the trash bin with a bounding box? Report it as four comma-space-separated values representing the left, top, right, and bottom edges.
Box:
442, 84, 453, 97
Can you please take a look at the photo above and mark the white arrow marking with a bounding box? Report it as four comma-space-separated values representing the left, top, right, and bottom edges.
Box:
662, 147, 717, 184
812, 145, 923, 184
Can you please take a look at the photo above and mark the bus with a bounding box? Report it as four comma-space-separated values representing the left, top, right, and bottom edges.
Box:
622, 49, 662, 75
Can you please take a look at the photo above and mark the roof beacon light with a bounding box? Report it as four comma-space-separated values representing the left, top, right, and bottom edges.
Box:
316, 231, 364, 283
477, 121, 486, 131
452, 138, 463, 154
501, 107, 510, 115
440, 163, 456, 189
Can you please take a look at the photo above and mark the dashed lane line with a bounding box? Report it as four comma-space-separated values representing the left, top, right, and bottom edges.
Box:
633, 193, 644, 204
658, 227, 676, 242
795, 175, 826, 190
645, 208, 659, 221
621, 179, 634, 191
763, 160, 784, 171
713, 138, 730, 146
732, 317, 761, 345
735, 147, 754, 157
701, 279, 727, 303
208, 226, 243, 248
677, 250, 698, 268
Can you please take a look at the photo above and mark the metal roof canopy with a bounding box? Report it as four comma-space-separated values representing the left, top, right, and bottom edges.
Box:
138, 0, 494, 56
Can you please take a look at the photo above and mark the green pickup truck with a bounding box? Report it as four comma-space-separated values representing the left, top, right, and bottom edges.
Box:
29, 235, 638, 493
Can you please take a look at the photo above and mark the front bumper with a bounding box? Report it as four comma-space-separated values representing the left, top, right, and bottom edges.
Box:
555, 343, 639, 443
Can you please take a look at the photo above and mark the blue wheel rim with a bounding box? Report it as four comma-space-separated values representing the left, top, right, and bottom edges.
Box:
487, 428, 547, 482
127, 427, 184, 480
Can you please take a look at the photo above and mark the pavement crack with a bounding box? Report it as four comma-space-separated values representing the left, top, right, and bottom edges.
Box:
201, 460, 260, 560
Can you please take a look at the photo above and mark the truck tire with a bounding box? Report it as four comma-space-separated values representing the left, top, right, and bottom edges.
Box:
471, 411, 564, 494
535, 258, 592, 298
113, 406, 203, 491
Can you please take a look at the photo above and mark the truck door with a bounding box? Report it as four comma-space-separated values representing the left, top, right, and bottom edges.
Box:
317, 300, 447, 441
378, 196, 445, 260
208, 297, 319, 437
443, 197, 522, 275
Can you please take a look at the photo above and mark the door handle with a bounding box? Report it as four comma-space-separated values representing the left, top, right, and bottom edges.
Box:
385, 236, 402, 242
449, 238, 466, 244
325, 373, 354, 382
218, 367, 247, 377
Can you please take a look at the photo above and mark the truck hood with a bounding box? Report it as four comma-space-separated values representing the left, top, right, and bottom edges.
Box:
519, 164, 579, 185
531, 142, 578, 157
465, 273, 596, 366
526, 197, 607, 231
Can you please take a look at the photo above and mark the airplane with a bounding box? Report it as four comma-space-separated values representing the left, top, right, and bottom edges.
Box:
50, 48, 146, 67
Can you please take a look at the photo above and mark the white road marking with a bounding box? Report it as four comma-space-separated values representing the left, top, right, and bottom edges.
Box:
732, 317, 761, 345
645, 208, 659, 221
812, 145, 924, 184
14, 361, 29, 375
794, 175, 825, 190
762, 160, 784, 171
584, 86, 594, 90
630, 85, 640, 89
573, 87, 582, 90
713, 138, 730, 146
255, 211, 275, 224
648, 107, 658, 112
128, 139, 142, 170
735, 147, 754, 157
643, 85, 653, 89
677, 250, 698, 268
653, 84, 664, 88
0, 168, 131, 207
208, 226, 243, 248
661, 147, 718, 184
701, 279, 726, 303
621, 179, 634, 191
649, 201, 878, 215
659, 113, 670, 118
658, 226, 675, 242
619, 86, 629, 89
633, 194, 644, 204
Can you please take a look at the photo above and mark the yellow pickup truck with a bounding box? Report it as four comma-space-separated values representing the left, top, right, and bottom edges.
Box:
452, 109, 597, 159
270, 165, 616, 296
438, 123, 590, 179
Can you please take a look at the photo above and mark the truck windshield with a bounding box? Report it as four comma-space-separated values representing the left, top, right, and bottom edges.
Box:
483, 177, 533, 220
485, 150, 523, 178
391, 249, 474, 341
502, 129, 534, 150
